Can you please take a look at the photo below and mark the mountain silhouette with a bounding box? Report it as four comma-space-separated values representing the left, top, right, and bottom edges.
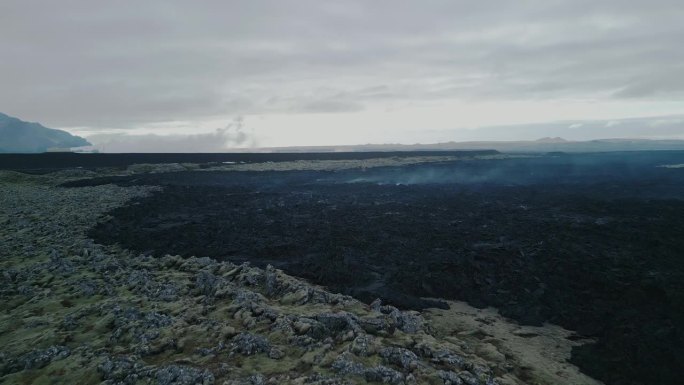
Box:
0, 112, 90, 153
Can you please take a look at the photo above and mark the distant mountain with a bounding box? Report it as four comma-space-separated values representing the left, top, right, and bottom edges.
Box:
251, 138, 684, 153
0, 112, 90, 153
535, 137, 568, 143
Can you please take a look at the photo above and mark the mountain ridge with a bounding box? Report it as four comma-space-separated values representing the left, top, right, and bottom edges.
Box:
0, 112, 90, 153
230, 137, 684, 153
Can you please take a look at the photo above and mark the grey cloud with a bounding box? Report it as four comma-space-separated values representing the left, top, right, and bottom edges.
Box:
87, 117, 257, 152
445, 115, 684, 142
613, 73, 684, 98
298, 99, 364, 114
1, 0, 683, 128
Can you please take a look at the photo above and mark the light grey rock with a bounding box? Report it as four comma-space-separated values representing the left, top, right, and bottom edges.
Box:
364, 365, 405, 384
195, 270, 218, 297
79, 280, 98, 296
195, 342, 226, 357
2, 268, 19, 283
380, 347, 419, 370
62, 315, 79, 330
230, 332, 271, 355
109, 306, 174, 354
127, 270, 151, 290
156, 364, 215, 385
155, 282, 180, 302
48, 249, 75, 275
17, 284, 35, 297
233, 289, 264, 305
438, 370, 464, 385
268, 347, 285, 360
315, 312, 361, 335
297, 318, 328, 340
458, 371, 481, 385
349, 334, 376, 356
388, 308, 424, 334
331, 352, 366, 376
2, 345, 71, 375
98, 355, 149, 385
432, 350, 468, 371
358, 316, 395, 335
370, 298, 383, 312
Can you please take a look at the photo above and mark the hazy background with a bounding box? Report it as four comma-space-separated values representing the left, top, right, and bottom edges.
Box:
1, 0, 683, 151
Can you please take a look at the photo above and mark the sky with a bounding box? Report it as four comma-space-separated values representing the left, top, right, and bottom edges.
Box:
1, 0, 683, 150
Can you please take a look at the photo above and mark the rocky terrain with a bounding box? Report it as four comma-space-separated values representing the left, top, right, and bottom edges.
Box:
0, 166, 599, 385
0, 150, 498, 172
66, 152, 684, 385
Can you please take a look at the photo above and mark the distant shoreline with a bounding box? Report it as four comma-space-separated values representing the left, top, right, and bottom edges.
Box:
0, 150, 497, 171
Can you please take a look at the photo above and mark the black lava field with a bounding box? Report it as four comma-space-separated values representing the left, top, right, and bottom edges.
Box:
67, 151, 684, 385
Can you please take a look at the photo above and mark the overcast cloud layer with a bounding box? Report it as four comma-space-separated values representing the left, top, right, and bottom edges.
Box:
1, 0, 683, 149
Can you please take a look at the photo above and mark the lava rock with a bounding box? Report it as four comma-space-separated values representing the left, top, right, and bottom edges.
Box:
380, 347, 419, 370
156, 364, 215, 385
231, 332, 271, 355
1, 345, 70, 375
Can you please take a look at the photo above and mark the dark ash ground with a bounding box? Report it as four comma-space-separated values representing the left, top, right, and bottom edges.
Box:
65, 151, 684, 385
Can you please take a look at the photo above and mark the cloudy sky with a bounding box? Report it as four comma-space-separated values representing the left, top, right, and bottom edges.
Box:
2, 0, 683, 150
